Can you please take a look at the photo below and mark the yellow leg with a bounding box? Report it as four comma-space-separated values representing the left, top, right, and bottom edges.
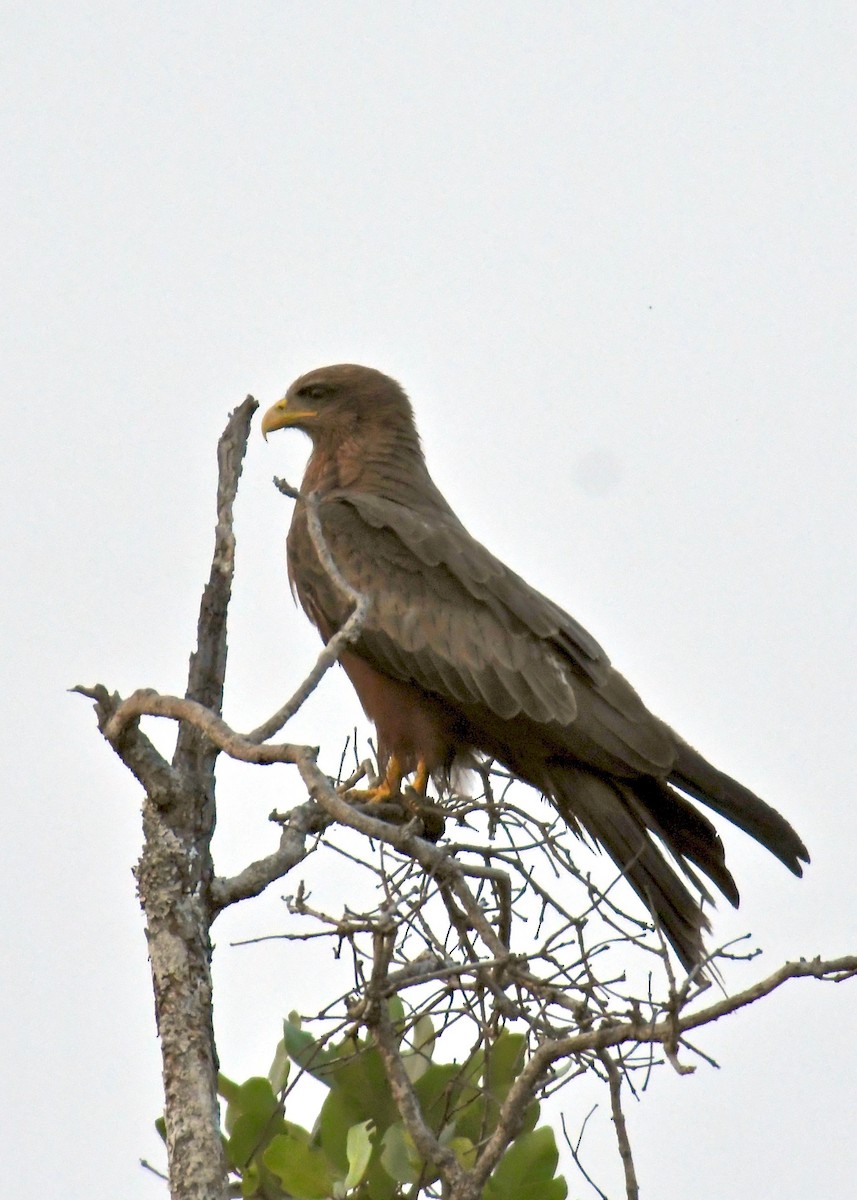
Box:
410, 758, 430, 797
346, 756, 430, 804
373, 754, 404, 803
347, 754, 404, 803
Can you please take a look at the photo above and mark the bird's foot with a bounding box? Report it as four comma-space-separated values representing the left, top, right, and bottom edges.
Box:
342, 754, 406, 804
341, 757, 442, 838
343, 754, 433, 804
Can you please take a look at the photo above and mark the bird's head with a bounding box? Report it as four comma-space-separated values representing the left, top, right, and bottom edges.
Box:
261, 364, 415, 443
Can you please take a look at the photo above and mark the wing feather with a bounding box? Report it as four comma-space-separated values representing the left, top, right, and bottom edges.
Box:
289, 492, 678, 773
343, 492, 608, 679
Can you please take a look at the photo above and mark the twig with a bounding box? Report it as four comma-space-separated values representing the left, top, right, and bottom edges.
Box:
561, 1109, 609, 1200
140, 1158, 169, 1182
598, 1051, 639, 1200
367, 959, 471, 1197
247, 484, 370, 744
211, 801, 329, 910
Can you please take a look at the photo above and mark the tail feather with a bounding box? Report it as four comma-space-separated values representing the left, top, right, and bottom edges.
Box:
546, 745, 807, 973
549, 767, 710, 972
634, 779, 740, 906
672, 742, 809, 875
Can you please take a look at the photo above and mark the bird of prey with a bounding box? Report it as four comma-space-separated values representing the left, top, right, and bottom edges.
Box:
261, 364, 808, 970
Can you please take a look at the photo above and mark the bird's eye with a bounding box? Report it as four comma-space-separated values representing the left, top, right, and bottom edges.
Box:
300, 383, 330, 401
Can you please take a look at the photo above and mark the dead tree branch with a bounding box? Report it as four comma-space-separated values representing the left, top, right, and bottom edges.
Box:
209, 800, 329, 910
75, 395, 256, 1200
599, 1051, 639, 1200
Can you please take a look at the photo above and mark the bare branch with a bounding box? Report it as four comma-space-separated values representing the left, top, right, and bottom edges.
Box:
211, 801, 329, 910
598, 1051, 639, 1200
140, 1159, 169, 1182
561, 1110, 609, 1200
76, 398, 257, 1200
174, 394, 257, 775
365, 947, 472, 1198
102, 689, 303, 762
246, 482, 370, 744
509, 954, 857, 1078
98, 687, 525, 975
71, 684, 181, 805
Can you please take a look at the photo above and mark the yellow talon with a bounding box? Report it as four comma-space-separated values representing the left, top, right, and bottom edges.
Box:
347, 754, 403, 804
345, 756, 431, 804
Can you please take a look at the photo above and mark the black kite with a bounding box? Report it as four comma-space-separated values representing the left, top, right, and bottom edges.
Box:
262, 364, 808, 970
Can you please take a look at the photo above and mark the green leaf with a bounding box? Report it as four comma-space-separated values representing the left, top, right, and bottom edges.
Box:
403, 1014, 436, 1082
411, 1013, 435, 1056
486, 1126, 563, 1200
448, 1135, 477, 1170
218, 1073, 242, 1105
343, 1120, 375, 1190
387, 995, 406, 1033
154, 1116, 166, 1143
331, 1041, 398, 1129
268, 1039, 291, 1093
239, 1161, 260, 1197
430, 1055, 483, 1144
224, 1078, 285, 1165
380, 1124, 421, 1185
317, 1081, 364, 1172
486, 1177, 567, 1200
264, 1133, 337, 1199
451, 1031, 530, 1146
412, 1062, 462, 1133
483, 1032, 527, 1101
237, 1077, 280, 1117
460, 1046, 485, 1084
364, 1152, 401, 1200
520, 1097, 540, 1136
228, 1112, 273, 1169
282, 1022, 340, 1085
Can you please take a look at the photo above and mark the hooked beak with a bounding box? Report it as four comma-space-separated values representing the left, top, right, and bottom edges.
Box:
260, 397, 317, 439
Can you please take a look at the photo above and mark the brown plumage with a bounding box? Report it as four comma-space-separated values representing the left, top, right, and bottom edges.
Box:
261, 364, 808, 971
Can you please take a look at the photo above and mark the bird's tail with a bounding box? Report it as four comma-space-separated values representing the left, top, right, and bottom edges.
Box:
670, 740, 809, 875
548, 767, 716, 971
547, 752, 807, 974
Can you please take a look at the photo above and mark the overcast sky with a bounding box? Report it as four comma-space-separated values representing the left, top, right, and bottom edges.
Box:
3, 4, 856, 1198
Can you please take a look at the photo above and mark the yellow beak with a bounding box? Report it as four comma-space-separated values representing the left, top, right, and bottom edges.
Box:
260, 398, 317, 439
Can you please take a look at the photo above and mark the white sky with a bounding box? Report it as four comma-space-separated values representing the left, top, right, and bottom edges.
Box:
3, 4, 856, 1197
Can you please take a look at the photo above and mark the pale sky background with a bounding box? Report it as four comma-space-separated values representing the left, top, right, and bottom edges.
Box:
3, 4, 856, 1198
